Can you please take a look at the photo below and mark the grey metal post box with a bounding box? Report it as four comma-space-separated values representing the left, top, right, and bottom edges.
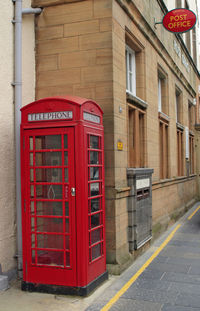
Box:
127, 168, 154, 251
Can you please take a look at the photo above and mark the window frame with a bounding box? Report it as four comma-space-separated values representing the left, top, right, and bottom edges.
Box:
158, 77, 162, 112
189, 133, 194, 175
157, 68, 169, 115
188, 100, 195, 131
175, 87, 183, 124
126, 45, 136, 96
159, 113, 169, 180
128, 103, 146, 168
177, 126, 184, 176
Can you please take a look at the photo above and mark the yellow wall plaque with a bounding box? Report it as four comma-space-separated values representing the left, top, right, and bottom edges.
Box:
117, 141, 123, 151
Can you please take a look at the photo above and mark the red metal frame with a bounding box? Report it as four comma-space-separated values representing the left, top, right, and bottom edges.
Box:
21, 96, 106, 289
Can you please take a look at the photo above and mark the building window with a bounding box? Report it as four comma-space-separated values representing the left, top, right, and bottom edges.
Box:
126, 46, 136, 96
188, 100, 195, 175
158, 69, 169, 115
126, 31, 146, 168
158, 68, 169, 179
189, 134, 194, 174
175, 88, 184, 176
125, 31, 145, 100
188, 100, 195, 130
192, 27, 197, 65
158, 77, 162, 112
159, 116, 169, 179
177, 127, 184, 176
128, 104, 145, 167
175, 87, 182, 124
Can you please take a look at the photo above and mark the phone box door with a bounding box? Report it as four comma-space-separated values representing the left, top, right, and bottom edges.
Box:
22, 127, 76, 286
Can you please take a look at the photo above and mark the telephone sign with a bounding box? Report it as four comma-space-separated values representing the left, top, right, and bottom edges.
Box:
28, 111, 73, 122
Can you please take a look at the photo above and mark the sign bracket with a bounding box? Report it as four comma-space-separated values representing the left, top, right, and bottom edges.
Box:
154, 18, 162, 29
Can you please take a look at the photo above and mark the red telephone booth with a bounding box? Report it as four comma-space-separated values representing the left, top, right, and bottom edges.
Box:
20, 96, 108, 295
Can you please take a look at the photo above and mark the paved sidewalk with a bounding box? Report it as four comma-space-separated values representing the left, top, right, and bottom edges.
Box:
1, 202, 200, 311
0, 272, 117, 311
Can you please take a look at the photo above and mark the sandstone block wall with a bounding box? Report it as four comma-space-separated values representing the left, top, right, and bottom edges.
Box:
33, 0, 199, 268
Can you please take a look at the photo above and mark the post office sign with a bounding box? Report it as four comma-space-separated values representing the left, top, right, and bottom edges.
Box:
162, 8, 196, 33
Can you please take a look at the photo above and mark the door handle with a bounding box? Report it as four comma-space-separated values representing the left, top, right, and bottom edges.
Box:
71, 188, 76, 197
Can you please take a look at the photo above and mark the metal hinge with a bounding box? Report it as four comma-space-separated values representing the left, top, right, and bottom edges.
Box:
71, 188, 76, 197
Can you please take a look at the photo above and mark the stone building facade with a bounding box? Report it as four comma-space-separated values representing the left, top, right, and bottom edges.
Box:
31, 0, 200, 272
1, 0, 200, 277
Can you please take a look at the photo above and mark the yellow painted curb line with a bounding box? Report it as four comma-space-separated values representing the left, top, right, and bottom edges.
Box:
101, 224, 181, 311
188, 205, 200, 220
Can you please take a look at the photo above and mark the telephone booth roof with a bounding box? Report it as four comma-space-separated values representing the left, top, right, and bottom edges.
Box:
21, 95, 103, 126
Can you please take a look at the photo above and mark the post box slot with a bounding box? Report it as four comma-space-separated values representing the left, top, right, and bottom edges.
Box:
144, 188, 150, 198
137, 190, 143, 200
136, 188, 150, 200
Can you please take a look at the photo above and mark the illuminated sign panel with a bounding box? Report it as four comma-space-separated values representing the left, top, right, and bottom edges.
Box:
83, 112, 100, 124
162, 9, 196, 33
28, 111, 73, 122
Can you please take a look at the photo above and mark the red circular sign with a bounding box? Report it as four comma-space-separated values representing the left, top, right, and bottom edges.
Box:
162, 8, 196, 33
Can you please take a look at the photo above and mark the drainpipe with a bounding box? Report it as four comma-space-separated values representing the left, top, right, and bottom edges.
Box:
13, 0, 42, 277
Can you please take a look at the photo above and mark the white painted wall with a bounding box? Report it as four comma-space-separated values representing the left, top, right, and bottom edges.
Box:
0, 0, 35, 273
22, 0, 36, 107
0, 0, 16, 274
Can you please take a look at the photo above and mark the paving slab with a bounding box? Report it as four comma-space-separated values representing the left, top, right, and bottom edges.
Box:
162, 271, 200, 284
161, 305, 197, 311
187, 266, 200, 275
109, 298, 162, 311
175, 293, 200, 309
148, 262, 190, 273
122, 287, 178, 304
151, 255, 169, 264
172, 232, 200, 242
138, 269, 165, 280
166, 256, 200, 266
169, 239, 200, 247
168, 281, 200, 295
131, 278, 171, 291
